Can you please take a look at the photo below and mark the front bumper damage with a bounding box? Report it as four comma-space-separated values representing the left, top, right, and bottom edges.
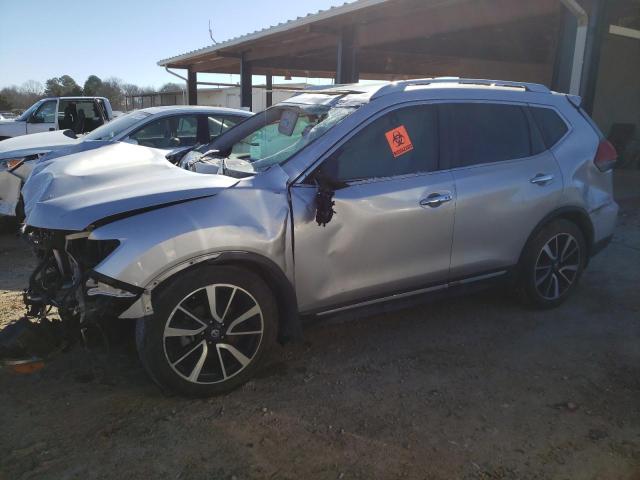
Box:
22, 227, 142, 339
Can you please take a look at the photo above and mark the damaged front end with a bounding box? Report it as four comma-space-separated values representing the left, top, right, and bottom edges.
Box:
22, 227, 142, 346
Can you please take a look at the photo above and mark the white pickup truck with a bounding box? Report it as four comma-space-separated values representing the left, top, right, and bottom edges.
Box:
0, 96, 113, 140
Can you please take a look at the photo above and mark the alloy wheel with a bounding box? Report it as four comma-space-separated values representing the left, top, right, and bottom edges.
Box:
163, 284, 264, 384
534, 233, 581, 301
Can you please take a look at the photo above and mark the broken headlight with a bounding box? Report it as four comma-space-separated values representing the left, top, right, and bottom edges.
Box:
66, 237, 120, 271
1, 157, 24, 170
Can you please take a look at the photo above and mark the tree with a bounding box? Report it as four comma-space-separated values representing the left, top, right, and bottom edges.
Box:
44, 75, 83, 96
19, 80, 44, 106
95, 77, 125, 110
122, 83, 142, 96
20, 80, 43, 97
159, 82, 183, 93
0, 94, 11, 110
83, 75, 103, 96
0, 86, 21, 109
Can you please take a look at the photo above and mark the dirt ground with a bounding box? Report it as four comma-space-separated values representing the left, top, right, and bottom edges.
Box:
1, 174, 639, 480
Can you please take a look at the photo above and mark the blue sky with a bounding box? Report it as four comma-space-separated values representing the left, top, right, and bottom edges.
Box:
0, 0, 351, 89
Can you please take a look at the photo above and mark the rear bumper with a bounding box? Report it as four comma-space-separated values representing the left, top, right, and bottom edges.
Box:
590, 200, 619, 247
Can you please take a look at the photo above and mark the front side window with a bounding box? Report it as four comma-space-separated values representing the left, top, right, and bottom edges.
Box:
30, 100, 57, 124
443, 103, 532, 168
321, 105, 439, 182
129, 115, 199, 148
207, 115, 243, 141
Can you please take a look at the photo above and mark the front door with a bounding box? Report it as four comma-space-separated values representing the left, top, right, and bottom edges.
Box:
26, 99, 57, 134
290, 104, 456, 313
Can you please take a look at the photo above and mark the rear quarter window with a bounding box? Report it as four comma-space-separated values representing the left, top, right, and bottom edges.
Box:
530, 107, 569, 148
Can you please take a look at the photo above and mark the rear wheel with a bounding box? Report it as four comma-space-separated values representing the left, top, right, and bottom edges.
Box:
517, 219, 586, 309
136, 265, 278, 397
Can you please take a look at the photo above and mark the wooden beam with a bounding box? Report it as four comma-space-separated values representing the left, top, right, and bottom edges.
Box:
356, 0, 559, 48
243, 34, 338, 62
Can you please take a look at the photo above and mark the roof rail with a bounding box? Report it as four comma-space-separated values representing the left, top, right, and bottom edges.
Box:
371, 77, 551, 100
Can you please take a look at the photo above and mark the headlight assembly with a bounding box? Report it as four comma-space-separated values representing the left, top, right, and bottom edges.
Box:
1, 158, 25, 170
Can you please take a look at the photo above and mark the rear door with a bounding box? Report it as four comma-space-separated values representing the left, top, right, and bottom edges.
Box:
290, 103, 456, 313
441, 102, 563, 279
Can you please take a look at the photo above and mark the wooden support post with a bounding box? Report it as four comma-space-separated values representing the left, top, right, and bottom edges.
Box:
187, 69, 198, 105
240, 53, 253, 111
266, 72, 273, 108
336, 26, 359, 84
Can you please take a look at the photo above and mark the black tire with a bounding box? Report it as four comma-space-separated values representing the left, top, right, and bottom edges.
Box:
517, 219, 587, 309
136, 265, 278, 397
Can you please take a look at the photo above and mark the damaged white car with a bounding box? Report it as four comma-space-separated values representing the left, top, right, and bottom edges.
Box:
0, 106, 251, 220
19, 79, 617, 396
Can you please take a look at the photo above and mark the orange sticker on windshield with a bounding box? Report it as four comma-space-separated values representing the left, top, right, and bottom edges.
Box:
385, 125, 414, 158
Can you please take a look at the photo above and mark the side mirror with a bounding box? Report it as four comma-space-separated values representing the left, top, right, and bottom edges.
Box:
169, 137, 181, 147
166, 145, 196, 165
311, 168, 347, 227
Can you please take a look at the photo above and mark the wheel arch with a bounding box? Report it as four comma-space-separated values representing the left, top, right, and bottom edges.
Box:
151, 251, 301, 344
519, 206, 595, 266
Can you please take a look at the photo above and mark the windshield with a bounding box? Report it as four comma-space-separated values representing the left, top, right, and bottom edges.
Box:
83, 111, 151, 141
16, 101, 43, 121
218, 101, 357, 173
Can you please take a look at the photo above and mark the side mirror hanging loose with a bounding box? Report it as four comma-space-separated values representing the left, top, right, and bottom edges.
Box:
315, 186, 336, 227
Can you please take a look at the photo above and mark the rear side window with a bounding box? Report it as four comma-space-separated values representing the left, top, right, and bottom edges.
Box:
322, 105, 439, 182
530, 107, 569, 148
442, 103, 531, 168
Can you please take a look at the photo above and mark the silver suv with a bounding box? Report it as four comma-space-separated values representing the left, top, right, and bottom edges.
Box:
22, 78, 618, 396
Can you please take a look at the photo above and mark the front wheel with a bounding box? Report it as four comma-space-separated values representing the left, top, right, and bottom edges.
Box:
517, 219, 587, 309
136, 265, 278, 397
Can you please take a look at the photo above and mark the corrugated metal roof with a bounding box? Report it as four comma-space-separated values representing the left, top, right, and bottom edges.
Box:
157, 0, 390, 66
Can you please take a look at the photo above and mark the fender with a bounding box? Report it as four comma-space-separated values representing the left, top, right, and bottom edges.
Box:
518, 205, 595, 265
211, 251, 301, 343
120, 250, 301, 343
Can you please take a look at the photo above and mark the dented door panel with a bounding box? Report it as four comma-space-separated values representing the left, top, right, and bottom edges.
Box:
291, 171, 456, 313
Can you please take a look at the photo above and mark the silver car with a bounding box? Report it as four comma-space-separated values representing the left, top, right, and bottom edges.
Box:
0, 106, 252, 220
21, 78, 618, 396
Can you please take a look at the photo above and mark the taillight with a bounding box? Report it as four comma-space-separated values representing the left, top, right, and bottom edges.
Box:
594, 139, 617, 172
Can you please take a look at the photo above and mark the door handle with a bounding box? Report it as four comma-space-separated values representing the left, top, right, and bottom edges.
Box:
530, 173, 554, 185
420, 192, 452, 208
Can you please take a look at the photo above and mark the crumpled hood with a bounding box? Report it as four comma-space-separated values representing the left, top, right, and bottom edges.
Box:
0, 130, 80, 160
23, 142, 238, 231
